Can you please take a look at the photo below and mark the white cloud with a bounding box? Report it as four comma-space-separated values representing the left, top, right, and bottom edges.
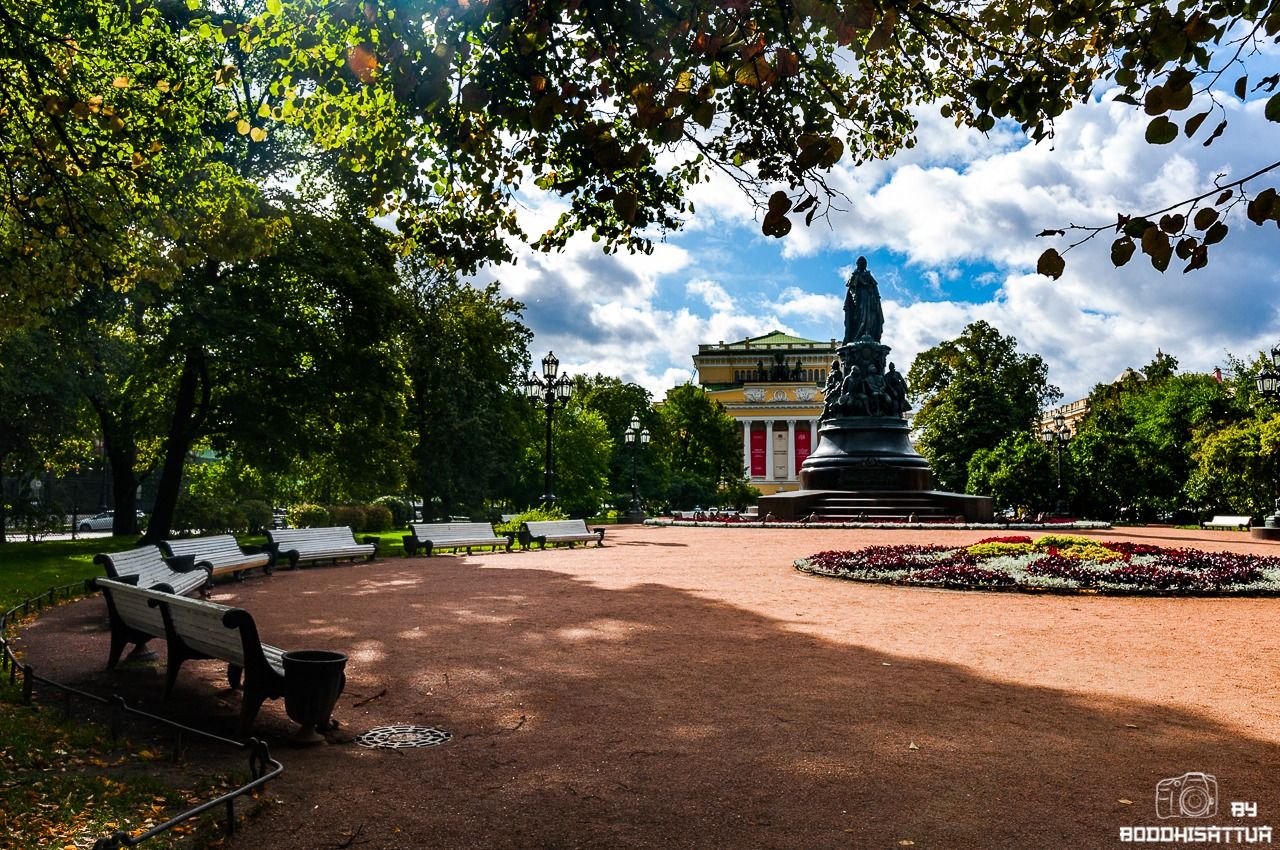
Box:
467, 85, 1280, 405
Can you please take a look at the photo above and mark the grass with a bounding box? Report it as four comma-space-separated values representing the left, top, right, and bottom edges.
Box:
0, 533, 268, 849
0, 535, 137, 612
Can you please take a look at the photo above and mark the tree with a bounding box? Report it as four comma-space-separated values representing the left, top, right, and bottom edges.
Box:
966, 432, 1057, 515
8, 0, 1280, 330
907, 321, 1059, 493
1068, 359, 1237, 520
572, 376, 660, 510
657, 384, 742, 509
404, 272, 532, 519
1187, 415, 1280, 518
0, 329, 86, 541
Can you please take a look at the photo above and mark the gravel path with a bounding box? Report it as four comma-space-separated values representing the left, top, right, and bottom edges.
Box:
18, 524, 1280, 849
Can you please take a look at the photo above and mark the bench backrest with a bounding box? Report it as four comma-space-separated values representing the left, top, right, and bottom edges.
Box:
410, 522, 501, 541
96, 546, 187, 588
524, 519, 591, 536
156, 592, 250, 666
1211, 515, 1252, 523
96, 578, 172, 636
161, 534, 248, 567
269, 526, 360, 554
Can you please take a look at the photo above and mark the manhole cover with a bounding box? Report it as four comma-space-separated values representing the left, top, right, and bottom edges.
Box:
354, 725, 452, 749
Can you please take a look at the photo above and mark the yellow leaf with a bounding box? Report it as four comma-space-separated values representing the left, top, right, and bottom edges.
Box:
236, 119, 250, 135
155, 80, 170, 92
112, 76, 129, 88
1120, 799, 1133, 805
249, 126, 267, 142
907, 741, 919, 750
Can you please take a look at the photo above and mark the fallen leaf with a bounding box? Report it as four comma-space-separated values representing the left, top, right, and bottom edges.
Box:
881, 662, 891, 666
1120, 799, 1133, 805
907, 742, 919, 750
1124, 723, 1138, 728
899, 842, 916, 846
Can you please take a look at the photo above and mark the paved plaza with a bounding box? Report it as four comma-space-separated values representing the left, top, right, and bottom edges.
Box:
18, 524, 1280, 848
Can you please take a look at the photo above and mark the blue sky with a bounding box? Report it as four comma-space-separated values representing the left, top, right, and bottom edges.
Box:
474, 78, 1280, 405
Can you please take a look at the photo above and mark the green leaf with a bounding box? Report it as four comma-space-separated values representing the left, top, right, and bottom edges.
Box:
1036, 248, 1065, 279
1145, 116, 1178, 144
1266, 93, 1280, 122
266, 0, 282, 14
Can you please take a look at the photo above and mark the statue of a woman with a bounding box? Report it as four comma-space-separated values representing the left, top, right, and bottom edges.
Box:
843, 256, 884, 342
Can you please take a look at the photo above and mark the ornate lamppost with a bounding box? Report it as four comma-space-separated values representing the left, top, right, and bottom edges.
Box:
622, 412, 651, 522
524, 351, 574, 506
1041, 411, 1071, 517
1255, 344, 1280, 528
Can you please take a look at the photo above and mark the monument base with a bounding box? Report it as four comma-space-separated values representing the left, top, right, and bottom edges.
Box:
756, 415, 993, 523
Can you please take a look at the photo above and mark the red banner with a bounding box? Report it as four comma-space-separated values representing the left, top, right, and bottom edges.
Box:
795, 427, 811, 474
750, 428, 767, 477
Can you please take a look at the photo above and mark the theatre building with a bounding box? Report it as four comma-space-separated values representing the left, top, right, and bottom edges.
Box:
692, 331, 837, 496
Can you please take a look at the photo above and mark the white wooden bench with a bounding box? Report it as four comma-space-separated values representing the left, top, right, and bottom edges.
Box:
95, 577, 171, 669
94, 545, 211, 597
402, 522, 514, 557
519, 519, 606, 550
1200, 514, 1252, 530
267, 526, 378, 569
160, 534, 273, 580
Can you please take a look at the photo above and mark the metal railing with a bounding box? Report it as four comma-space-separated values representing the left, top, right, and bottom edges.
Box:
0, 580, 285, 849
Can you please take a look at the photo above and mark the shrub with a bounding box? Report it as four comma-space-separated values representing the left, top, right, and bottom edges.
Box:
174, 493, 245, 534
1033, 534, 1098, 550
288, 503, 329, 529
362, 503, 394, 532
495, 505, 566, 535
373, 496, 413, 527
329, 504, 366, 532
238, 499, 273, 534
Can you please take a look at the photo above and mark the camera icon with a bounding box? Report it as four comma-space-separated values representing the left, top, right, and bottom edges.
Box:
1156, 772, 1218, 819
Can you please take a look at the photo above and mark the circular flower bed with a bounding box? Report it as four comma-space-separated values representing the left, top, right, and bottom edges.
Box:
796, 535, 1280, 594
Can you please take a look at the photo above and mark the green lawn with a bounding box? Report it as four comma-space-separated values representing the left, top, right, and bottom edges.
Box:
0, 535, 138, 612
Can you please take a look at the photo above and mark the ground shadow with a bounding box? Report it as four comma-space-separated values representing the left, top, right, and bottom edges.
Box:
18, 553, 1280, 850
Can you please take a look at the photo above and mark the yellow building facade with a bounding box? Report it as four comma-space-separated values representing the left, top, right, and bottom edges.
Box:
693, 331, 837, 496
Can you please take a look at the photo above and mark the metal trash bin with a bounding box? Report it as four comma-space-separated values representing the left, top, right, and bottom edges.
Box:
282, 650, 347, 744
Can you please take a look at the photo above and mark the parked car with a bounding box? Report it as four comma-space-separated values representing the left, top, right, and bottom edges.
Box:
77, 510, 145, 532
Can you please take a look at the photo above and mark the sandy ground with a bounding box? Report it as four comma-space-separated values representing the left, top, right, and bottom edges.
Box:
16, 524, 1280, 849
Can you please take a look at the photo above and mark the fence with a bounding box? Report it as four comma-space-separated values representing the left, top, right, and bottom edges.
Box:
0, 580, 285, 849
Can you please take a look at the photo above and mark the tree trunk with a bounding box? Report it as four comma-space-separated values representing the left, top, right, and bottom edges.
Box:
0, 452, 8, 544
140, 347, 209, 545
107, 439, 139, 536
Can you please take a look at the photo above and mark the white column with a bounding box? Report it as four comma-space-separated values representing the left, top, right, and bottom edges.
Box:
809, 418, 818, 450
742, 420, 753, 479
786, 419, 796, 480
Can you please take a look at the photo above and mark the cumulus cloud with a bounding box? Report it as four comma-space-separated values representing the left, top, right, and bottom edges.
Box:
468, 86, 1280, 404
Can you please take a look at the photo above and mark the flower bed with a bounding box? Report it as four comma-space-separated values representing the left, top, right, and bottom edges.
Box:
795, 536, 1280, 594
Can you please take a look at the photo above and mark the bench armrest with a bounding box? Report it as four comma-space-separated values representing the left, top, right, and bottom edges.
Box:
243, 542, 278, 570
402, 533, 419, 558
592, 527, 606, 546
503, 532, 515, 552
361, 536, 380, 560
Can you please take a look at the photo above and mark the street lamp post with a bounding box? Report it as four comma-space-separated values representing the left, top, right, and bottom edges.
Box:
622, 412, 651, 522
1041, 411, 1071, 517
1254, 344, 1280, 528
524, 351, 574, 506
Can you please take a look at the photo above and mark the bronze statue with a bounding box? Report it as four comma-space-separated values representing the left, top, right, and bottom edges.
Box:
885, 362, 910, 416
843, 256, 884, 342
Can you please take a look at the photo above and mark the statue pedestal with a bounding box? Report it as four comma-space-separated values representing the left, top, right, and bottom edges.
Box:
756, 416, 993, 523
799, 416, 932, 491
